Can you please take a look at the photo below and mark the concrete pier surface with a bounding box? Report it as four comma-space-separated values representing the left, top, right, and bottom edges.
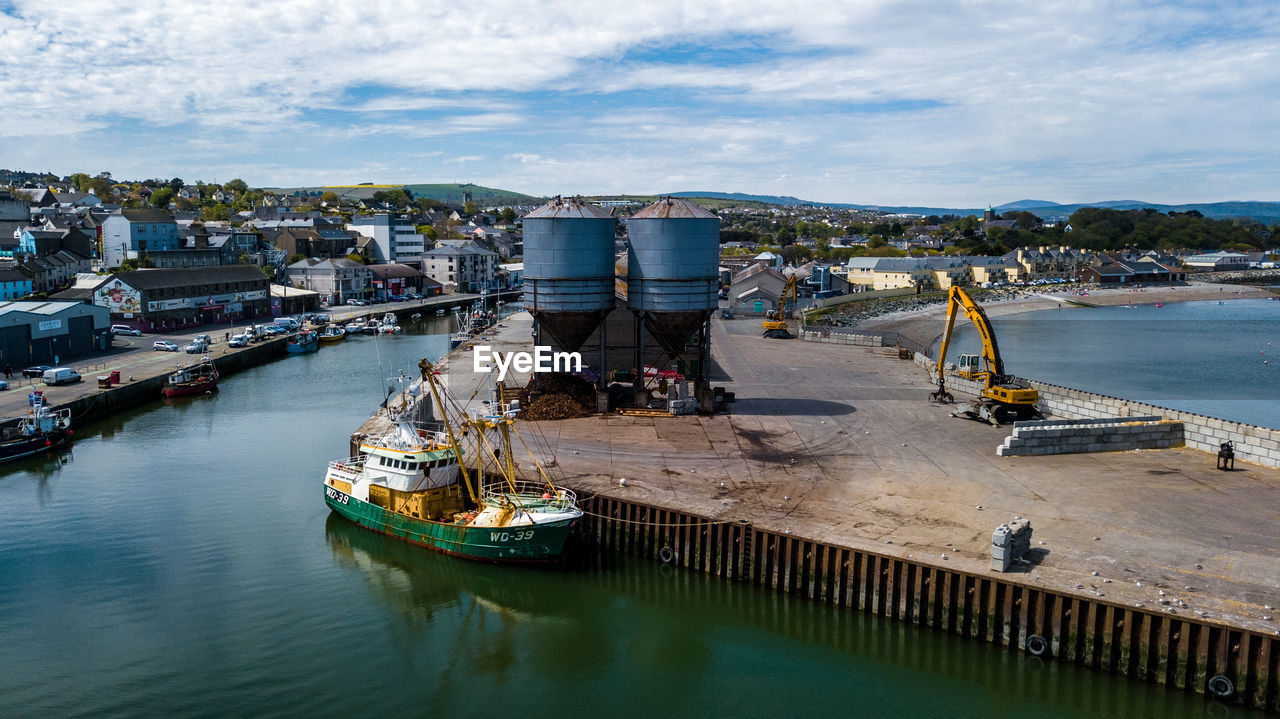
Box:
444, 309, 1280, 635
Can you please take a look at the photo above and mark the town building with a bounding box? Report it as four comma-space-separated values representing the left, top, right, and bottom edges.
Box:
728, 264, 788, 315
1181, 252, 1250, 272
285, 258, 372, 305
366, 263, 427, 300
421, 244, 498, 292
0, 299, 111, 366
0, 265, 33, 300
347, 215, 428, 266
101, 209, 180, 268
53, 265, 271, 331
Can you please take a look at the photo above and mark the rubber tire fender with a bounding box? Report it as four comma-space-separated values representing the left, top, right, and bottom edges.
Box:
1207, 674, 1235, 700
1025, 634, 1050, 658
659, 546, 675, 564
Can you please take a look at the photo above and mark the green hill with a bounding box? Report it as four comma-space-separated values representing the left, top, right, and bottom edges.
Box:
267, 182, 540, 206
402, 183, 540, 206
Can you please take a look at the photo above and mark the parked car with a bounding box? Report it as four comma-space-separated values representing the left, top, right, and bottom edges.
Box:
42, 367, 81, 386
345, 298, 364, 306
184, 340, 208, 354
194, 334, 213, 346
228, 334, 250, 348
720, 309, 734, 319
153, 341, 180, 352
23, 365, 52, 378
111, 324, 142, 336
0, 379, 8, 390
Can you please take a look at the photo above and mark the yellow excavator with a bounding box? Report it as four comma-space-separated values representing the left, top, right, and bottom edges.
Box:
929, 286, 1040, 425
761, 275, 799, 339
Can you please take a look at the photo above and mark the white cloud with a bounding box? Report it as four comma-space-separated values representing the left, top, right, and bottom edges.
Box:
0, 1, 1277, 203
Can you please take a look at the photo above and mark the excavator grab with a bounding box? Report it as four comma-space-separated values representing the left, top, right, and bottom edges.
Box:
761, 274, 800, 339
929, 286, 1041, 425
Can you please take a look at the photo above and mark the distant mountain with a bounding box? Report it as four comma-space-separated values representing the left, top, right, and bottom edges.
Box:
994, 199, 1060, 210
667, 191, 811, 206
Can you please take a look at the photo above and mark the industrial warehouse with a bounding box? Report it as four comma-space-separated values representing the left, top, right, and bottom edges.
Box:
0, 300, 111, 367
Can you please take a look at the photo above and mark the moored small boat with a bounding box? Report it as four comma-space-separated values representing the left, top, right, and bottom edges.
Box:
162, 356, 219, 398
0, 393, 72, 463
319, 326, 346, 343
286, 329, 320, 353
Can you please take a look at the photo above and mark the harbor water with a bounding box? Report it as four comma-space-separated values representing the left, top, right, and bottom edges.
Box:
942, 298, 1280, 429
0, 311, 1265, 717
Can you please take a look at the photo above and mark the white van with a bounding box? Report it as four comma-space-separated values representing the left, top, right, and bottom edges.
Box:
43, 367, 81, 386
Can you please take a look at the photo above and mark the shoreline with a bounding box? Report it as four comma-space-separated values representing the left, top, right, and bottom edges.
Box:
854, 282, 1275, 352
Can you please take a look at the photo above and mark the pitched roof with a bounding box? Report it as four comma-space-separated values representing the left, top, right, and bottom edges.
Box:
118, 208, 175, 223
107, 265, 269, 290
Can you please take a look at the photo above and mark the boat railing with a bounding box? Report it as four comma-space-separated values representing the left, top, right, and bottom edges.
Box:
482, 481, 578, 512
327, 456, 364, 480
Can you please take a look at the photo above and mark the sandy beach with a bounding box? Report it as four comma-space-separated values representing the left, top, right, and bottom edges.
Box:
854, 282, 1277, 352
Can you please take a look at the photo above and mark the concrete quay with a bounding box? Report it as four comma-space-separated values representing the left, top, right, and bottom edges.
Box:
433, 310, 1280, 634
411, 309, 1280, 708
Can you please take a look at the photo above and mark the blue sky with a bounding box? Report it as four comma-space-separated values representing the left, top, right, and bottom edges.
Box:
1, 1, 1278, 206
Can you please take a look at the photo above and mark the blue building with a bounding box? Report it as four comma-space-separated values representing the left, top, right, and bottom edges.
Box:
101, 209, 179, 268
0, 266, 32, 300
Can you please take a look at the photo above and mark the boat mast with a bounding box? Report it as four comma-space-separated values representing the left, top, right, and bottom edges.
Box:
418, 359, 479, 504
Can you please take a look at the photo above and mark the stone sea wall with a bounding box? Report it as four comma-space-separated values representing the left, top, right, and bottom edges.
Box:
914, 353, 1280, 468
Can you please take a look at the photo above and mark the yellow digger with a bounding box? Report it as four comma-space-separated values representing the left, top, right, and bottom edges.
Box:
929, 286, 1040, 425
761, 275, 799, 339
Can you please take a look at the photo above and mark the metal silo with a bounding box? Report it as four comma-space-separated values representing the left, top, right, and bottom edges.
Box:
626, 197, 720, 356
523, 196, 617, 351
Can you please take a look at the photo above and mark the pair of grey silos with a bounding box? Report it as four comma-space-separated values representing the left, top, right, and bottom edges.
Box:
523, 196, 719, 355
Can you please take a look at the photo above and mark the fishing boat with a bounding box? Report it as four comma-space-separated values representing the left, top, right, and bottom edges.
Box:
449, 307, 473, 349
286, 328, 319, 353
345, 319, 367, 334
322, 360, 583, 563
0, 393, 72, 463
161, 356, 219, 398
318, 326, 346, 343
435, 308, 445, 316
378, 313, 402, 334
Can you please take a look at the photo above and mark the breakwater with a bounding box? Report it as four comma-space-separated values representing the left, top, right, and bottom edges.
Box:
575, 494, 1280, 712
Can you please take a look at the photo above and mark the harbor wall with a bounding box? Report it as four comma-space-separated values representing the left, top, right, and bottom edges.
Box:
54, 337, 288, 426
574, 494, 1280, 713
913, 353, 1280, 469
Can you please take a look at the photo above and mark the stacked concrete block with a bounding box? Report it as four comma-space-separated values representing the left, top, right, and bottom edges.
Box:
996, 417, 1183, 457
800, 329, 885, 346
991, 518, 1033, 572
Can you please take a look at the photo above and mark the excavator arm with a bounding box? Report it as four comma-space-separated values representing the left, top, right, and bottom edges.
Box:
930, 286, 1038, 421
933, 286, 1005, 394
761, 275, 800, 336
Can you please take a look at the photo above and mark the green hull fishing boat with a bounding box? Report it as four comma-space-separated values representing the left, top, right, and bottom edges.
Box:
323, 360, 582, 564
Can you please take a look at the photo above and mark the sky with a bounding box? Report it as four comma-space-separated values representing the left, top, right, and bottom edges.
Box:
1, 0, 1278, 207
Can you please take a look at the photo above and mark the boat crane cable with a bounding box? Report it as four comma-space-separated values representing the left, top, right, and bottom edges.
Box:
510, 424, 561, 491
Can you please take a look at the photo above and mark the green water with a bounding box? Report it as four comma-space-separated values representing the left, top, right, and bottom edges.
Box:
0, 313, 1262, 718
